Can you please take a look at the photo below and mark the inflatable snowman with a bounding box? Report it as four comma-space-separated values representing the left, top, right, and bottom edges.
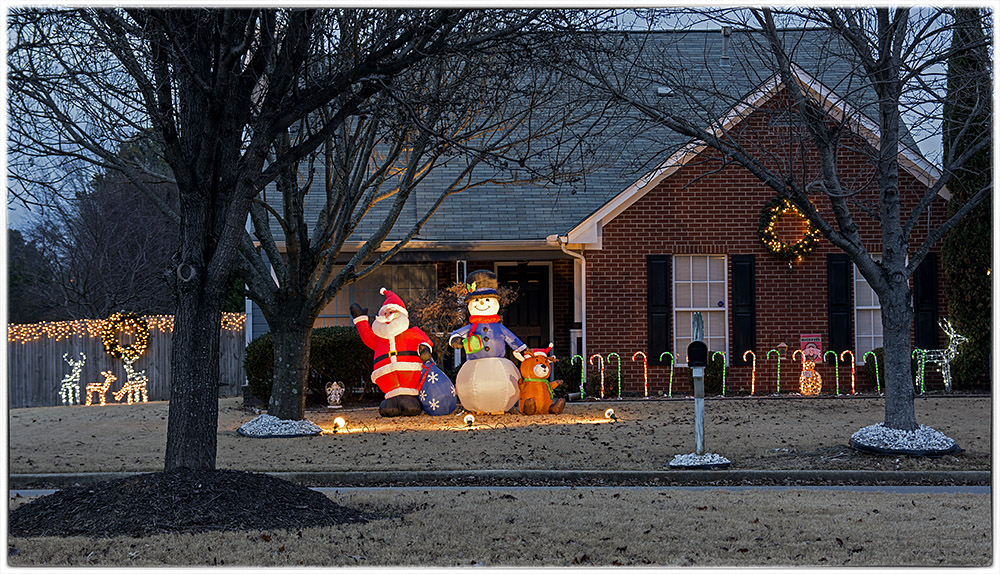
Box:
448, 270, 528, 414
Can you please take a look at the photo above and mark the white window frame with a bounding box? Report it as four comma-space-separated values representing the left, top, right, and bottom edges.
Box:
853, 256, 883, 364
315, 263, 438, 328
672, 254, 729, 366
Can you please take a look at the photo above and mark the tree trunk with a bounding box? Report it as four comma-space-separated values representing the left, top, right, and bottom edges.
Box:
164, 284, 223, 470
267, 317, 313, 420
880, 281, 918, 430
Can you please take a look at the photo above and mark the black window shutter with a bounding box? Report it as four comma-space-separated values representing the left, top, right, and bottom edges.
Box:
648, 255, 671, 365
913, 252, 939, 349
827, 254, 852, 357
731, 255, 756, 365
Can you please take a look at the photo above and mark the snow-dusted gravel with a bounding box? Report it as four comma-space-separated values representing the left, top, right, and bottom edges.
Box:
668, 452, 732, 468
237, 414, 322, 438
850, 423, 956, 452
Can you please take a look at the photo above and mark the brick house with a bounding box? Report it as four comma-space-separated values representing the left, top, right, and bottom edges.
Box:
247, 29, 952, 395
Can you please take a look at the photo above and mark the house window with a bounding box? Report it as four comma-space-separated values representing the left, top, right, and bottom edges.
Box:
315, 264, 437, 328
673, 255, 728, 365
853, 261, 882, 362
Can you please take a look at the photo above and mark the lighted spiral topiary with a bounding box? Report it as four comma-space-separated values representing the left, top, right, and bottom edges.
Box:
101, 311, 150, 361
758, 197, 822, 261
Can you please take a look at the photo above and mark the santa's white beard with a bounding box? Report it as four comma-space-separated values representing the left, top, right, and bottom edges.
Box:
372, 315, 408, 338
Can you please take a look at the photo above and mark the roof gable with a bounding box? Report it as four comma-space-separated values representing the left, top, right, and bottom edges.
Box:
566, 66, 945, 249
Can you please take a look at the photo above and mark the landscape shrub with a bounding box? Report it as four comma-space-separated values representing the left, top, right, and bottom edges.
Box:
245, 327, 375, 407
552, 357, 602, 399
687, 354, 726, 395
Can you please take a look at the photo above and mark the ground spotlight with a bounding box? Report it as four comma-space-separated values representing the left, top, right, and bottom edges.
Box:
333, 417, 347, 432
464, 414, 475, 427
604, 408, 617, 422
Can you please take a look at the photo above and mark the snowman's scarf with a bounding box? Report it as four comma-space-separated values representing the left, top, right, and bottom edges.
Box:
469, 314, 501, 324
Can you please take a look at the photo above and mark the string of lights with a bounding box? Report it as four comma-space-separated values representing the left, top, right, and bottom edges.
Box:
8, 312, 247, 344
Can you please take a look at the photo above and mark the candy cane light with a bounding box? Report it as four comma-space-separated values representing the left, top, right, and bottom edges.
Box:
864, 351, 881, 394
840, 350, 856, 395
912, 349, 927, 394
766, 349, 782, 394
607, 352, 622, 399
658, 351, 675, 397
711, 351, 727, 396
632, 351, 648, 398
571, 354, 585, 398
824, 350, 840, 395
743, 350, 756, 395
589, 354, 605, 399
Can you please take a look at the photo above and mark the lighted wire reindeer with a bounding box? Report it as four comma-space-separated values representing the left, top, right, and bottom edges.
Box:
113, 359, 149, 404
920, 318, 968, 393
85, 370, 117, 406
59, 352, 86, 405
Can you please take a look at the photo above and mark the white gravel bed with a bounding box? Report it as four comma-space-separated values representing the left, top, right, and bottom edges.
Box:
237, 414, 322, 437
850, 423, 956, 452
668, 452, 732, 467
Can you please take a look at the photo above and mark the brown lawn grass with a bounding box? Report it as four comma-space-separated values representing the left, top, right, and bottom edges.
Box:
8, 488, 991, 567
7, 395, 992, 567
7, 395, 991, 474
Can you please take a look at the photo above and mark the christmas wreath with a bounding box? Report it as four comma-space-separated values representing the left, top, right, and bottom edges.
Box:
101, 311, 150, 361
758, 197, 822, 261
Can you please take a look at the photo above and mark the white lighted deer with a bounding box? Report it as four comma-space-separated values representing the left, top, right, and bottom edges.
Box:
918, 318, 968, 393
59, 352, 86, 405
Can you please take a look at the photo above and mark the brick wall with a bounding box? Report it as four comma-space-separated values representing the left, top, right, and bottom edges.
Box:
585, 97, 950, 396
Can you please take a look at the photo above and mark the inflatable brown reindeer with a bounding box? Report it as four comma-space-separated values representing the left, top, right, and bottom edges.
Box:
517, 344, 566, 415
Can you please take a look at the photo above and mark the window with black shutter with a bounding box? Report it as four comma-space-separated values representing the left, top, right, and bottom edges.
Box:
827, 253, 852, 358
647, 255, 671, 365
731, 255, 756, 365
913, 252, 939, 349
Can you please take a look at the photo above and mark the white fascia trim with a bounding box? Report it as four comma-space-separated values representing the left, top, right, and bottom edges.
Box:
565, 141, 705, 249
788, 64, 947, 199
257, 239, 556, 253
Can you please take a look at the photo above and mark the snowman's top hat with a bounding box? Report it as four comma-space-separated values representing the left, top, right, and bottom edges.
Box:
464, 269, 499, 301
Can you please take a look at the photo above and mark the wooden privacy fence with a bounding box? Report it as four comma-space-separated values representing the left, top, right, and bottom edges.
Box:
8, 313, 246, 409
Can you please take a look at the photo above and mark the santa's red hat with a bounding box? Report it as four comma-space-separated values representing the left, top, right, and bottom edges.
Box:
379, 287, 408, 316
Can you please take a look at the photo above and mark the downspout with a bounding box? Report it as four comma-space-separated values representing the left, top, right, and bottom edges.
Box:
553, 235, 587, 381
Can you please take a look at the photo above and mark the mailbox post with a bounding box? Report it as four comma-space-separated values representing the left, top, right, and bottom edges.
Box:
669, 311, 730, 469
687, 313, 709, 456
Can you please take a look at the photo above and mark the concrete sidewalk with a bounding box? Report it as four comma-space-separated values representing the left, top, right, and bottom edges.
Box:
8, 468, 991, 489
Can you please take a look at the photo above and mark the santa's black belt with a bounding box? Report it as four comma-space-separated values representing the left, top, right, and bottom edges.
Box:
374, 350, 420, 363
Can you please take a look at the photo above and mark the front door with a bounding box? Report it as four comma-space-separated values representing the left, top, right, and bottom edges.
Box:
498, 263, 550, 350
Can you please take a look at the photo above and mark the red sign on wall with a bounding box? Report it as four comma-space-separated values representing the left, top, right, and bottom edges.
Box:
800, 334, 822, 360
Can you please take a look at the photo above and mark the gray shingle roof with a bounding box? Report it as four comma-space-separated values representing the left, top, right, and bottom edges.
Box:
266, 28, 907, 246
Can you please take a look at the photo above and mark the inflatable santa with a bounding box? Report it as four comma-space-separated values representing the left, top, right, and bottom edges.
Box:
351, 288, 433, 417
448, 270, 528, 413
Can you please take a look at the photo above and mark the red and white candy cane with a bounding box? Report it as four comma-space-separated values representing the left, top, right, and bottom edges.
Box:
743, 350, 756, 395
632, 351, 648, 398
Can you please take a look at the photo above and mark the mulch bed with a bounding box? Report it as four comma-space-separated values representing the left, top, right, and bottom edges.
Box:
8, 469, 371, 538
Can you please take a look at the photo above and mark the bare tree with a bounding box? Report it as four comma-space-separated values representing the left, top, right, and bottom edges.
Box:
7, 8, 597, 469
7, 229, 59, 323
26, 170, 180, 320
239, 16, 607, 420
567, 8, 991, 431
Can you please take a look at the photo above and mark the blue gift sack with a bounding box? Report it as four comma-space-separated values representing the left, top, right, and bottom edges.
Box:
418, 360, 457, 416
